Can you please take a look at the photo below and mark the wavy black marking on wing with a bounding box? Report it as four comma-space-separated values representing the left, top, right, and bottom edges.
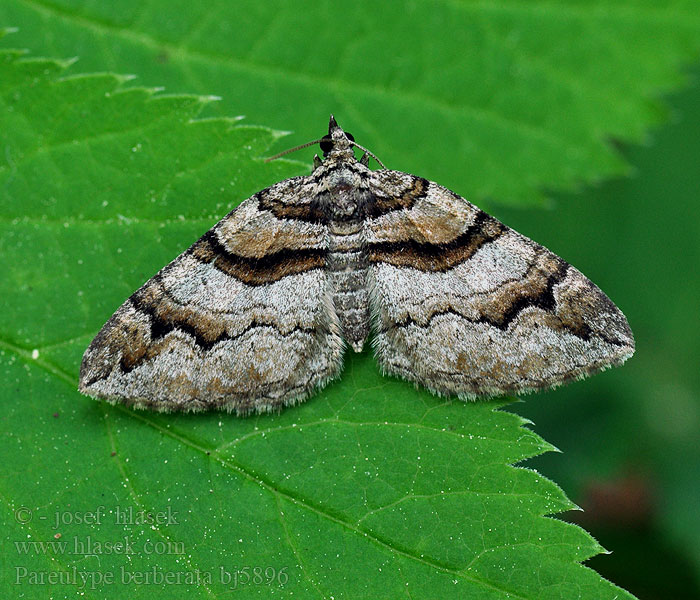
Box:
114, 284, 317, 373
378, 260, 623, 343
188, 229, 327, 286
364, 175, 430, 218
368, 211, 506, 271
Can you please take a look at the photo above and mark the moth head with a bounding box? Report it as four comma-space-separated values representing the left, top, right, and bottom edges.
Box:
264, 115, 385, 169
319, 115, 355, 157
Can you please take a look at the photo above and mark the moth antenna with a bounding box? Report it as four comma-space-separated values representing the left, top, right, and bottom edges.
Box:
349, 141, 385, 169
264, 139, 324, 163
265, 138, 386, 169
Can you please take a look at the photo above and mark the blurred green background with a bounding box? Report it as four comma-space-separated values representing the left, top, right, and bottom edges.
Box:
1, 2, 699, 598
497, 74, 700, 599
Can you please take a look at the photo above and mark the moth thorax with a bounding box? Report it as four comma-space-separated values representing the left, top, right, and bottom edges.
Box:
325, 171, 365, 220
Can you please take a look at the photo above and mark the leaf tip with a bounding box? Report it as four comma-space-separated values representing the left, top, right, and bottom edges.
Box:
539, 442, 562, 457
61, 56, 79, 69
194, 94, 223, 109
271, 128, 294, 141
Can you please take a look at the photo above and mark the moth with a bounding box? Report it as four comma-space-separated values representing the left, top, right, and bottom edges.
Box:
79, 116, 634, 414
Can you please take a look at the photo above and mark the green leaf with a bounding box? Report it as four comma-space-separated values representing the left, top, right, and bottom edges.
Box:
0, 45, 638, 598
1, 1, 699, 208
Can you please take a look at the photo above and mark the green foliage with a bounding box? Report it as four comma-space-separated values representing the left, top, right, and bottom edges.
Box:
1, 1, 699, 207
1, 1, 700, 596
